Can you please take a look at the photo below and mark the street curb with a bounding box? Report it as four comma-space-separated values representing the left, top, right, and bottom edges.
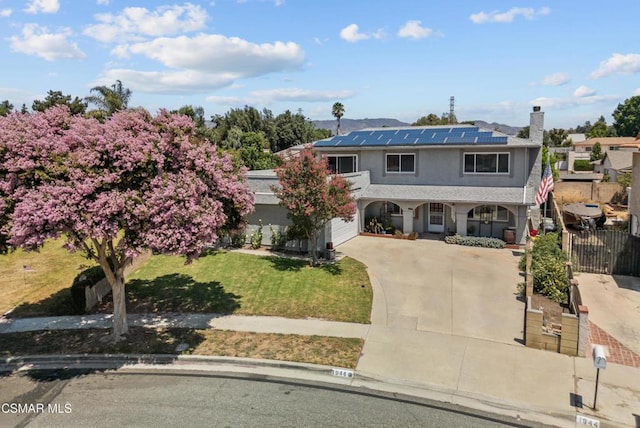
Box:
0, 354, 596, 428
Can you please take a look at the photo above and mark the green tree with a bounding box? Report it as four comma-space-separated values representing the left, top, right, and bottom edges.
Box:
590, 141, 603, 161
85, 80, 132, 120
412, 113, 449, 126
332, 102, 345, 135
547, 128, 569, 146
587, 115, 616, 138
273, 146, 355, 266
172, 105, 205, 128
517, 126, 551, 145
32, 90, 87, 115
612, 95, 640, 137
0, 100, 13, 116
237, 132, 280, 170
273, 110, 314, 152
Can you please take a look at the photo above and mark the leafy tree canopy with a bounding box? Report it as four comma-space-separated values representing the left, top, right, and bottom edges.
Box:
411, 113, 454, 126
612, 95, 640, 137
0, 100, 14, 116
32, 90, 87, 115
273, 146, 355, 266
0, 106, 254, 339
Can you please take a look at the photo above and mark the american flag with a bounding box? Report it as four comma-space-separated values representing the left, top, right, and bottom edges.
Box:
535, 160, 554, 206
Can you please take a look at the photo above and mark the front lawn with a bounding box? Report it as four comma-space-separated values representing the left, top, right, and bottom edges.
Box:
123, 251, 372, 323
0, 238, 96, 316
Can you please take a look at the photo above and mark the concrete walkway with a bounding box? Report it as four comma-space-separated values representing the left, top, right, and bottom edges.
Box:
2, 238, 640, 427
0, 313, 369, 339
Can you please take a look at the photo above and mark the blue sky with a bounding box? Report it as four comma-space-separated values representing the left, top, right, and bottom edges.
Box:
0, 0, 639, 129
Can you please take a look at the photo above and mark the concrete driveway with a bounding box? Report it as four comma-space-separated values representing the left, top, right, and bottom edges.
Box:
576, 273, 640, 356
338, 236, 525, 345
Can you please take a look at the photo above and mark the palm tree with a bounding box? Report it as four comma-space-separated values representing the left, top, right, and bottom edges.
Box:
332, 102, 345, 135
85, 80, 132, 119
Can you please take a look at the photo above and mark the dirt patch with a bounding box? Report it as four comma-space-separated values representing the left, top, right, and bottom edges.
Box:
531, 294, 570, 333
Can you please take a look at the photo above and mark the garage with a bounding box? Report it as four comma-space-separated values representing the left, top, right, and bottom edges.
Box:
329, 212, 359, 246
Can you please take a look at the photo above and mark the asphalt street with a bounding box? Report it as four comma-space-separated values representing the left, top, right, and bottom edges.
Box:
0, 371, 540, 428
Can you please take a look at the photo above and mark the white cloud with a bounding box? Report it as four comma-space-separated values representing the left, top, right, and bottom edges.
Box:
538, 72, 570, 86
83, 3, 208, 43
574, 85, 596, 97
249, 88, 355, 102
397, 20, 434, 39
340, 24, 369, 43
8, 24, 86, 61
470, 7, 550, 24
206, 88, 355, 107
24, 0, 59, 14
123, 34, 304, 76
531, 94, 617, 109
634, 88, 640, 96
1, 8, 12, 17
96, 0, 110, 5
591, 53, 640, 79
340, 24, 385, 43
93, 69, 239, 94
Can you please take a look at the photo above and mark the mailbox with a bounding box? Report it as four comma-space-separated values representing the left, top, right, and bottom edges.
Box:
593, 345, 607, 370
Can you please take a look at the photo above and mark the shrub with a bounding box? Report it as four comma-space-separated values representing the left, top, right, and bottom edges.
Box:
269, 224, 287, 249
229, 231, 246, 248
519, 233, 569, 303
394, 230, 404, 239
408, 232, 418, 240
249, 220, 263, 249
573, 159, 593, 171
444, 234, 505, 248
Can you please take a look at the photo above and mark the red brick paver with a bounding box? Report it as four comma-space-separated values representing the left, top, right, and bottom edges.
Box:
588, 322, 640, 368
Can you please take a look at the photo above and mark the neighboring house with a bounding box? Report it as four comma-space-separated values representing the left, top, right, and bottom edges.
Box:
630, 152, 640, 237
568, 136, 638, 173
594, 151, 634, 182
247, 108, 545, 247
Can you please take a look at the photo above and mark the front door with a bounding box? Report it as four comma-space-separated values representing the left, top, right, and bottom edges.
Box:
428, 203, 444, 233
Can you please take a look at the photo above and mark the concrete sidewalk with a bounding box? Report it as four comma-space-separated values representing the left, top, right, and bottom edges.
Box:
0, 313, 370, 339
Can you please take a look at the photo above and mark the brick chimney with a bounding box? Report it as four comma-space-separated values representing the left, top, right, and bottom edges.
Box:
530, 106, 544, 145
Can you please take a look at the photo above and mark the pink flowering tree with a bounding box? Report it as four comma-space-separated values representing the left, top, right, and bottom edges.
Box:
0, 106, 254, 340
273, 146, 355, 266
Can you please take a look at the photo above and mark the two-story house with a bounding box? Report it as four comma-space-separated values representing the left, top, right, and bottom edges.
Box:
245, 107, 544, 247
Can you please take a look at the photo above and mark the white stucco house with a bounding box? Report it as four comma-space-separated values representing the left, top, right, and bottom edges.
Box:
245, 107, 545, 248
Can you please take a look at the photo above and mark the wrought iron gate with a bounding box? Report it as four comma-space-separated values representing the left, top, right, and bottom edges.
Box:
569, 230, 640, 275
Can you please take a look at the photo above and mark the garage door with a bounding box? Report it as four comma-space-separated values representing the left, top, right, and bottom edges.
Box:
330, 212, 359, 246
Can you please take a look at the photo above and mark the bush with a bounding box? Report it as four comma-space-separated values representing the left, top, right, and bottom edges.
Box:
249, 220, 263, 249
269, 225, 287, 249
573, 159, 593, 171
229, 231, 246, 248
444, 234, 505, 248
519, 233, 569, 303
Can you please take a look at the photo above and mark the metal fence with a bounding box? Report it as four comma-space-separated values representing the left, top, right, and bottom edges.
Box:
569, 230, 640, 275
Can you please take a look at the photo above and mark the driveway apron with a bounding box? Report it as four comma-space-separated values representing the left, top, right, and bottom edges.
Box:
338, 236, 524, 344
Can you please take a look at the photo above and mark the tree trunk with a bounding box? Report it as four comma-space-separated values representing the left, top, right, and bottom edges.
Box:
111, 270, 128, 341
310, 230, 319, 266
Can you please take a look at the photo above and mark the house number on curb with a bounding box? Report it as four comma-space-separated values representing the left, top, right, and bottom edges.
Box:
331, 368, 354, 378
576, 414, 600, 427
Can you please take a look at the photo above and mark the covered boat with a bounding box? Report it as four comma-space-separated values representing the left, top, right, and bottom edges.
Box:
562, 203, 606, 230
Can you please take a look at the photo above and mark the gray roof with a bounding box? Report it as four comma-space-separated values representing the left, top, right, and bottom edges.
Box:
360, 184, 532, 205
314, 125, 538, 149
603, 151, 634, 171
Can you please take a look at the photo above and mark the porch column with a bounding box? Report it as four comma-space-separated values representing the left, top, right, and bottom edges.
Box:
454, 204, 473, 236
402, 208, 414, 234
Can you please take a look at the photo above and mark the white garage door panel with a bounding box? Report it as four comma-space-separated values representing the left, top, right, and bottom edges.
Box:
330, 213, 359, 246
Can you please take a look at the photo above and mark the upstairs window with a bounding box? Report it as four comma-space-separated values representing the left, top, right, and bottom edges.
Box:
464, 153, 509, 174
327, 155, 357, 174
386, 153, 415, 173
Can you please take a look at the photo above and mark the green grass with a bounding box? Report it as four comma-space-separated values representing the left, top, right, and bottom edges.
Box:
0, 238, 96, 316
126, 252, 372, 323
